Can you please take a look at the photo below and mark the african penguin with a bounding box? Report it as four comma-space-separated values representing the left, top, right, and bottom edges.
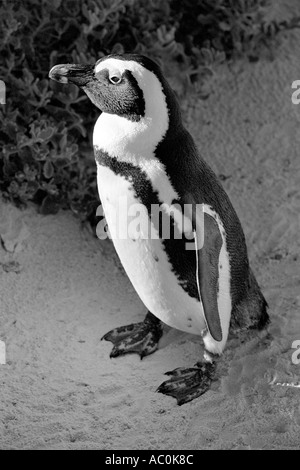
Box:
49, 54, 269, 405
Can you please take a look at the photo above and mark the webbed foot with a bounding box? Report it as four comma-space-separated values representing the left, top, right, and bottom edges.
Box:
157, 361, 216, 405
101, 311, 163, 359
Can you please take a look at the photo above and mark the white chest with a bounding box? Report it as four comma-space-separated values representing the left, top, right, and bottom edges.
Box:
96, 162, 205, 335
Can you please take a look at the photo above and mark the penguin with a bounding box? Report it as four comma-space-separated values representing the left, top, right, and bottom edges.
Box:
49, 54, 269, 405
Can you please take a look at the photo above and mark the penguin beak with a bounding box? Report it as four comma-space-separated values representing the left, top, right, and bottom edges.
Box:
49, 64, 94, 87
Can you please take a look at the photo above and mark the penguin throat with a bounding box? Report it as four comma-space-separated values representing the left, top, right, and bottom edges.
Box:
93, 111, 168, 159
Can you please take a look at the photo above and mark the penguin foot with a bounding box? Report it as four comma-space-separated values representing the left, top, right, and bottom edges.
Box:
157, 362, 216, 406
101, 311, 163, 359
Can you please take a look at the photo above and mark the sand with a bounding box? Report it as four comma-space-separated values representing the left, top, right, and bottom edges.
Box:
0, 3, 300, 450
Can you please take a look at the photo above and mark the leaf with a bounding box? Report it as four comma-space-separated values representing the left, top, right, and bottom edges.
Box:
37, 127, 54, 142
43, 160, 54, 179
59, 133, 68, 150
219, 21, 231, 31
200, 48, 214, 65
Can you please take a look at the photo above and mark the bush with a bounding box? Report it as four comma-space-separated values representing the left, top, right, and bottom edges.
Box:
0, 0, 297, 221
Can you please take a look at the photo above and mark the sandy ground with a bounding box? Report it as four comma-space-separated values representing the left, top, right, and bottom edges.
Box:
1, 6, 300, 450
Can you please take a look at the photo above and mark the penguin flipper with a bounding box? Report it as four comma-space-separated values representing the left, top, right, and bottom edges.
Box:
101, 311, 163, 359
195, 212, 224, 343
157, 361, 216, 406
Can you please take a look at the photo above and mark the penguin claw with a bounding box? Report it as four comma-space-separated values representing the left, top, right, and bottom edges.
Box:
102, 317, 163, 359
157, 362, 216, 405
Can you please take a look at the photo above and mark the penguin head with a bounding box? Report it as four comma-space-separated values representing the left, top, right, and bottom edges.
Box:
49, 54, 181, 128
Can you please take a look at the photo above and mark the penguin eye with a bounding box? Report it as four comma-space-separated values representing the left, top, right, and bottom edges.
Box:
109, 75, 122, 85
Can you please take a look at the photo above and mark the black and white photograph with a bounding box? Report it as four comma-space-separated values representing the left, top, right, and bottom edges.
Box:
0, 0, 299, 452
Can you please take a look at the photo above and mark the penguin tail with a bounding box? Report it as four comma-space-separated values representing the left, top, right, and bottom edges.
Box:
247, 268, 270, 331
251, 295, 270, 331
230, 268, 270, 332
